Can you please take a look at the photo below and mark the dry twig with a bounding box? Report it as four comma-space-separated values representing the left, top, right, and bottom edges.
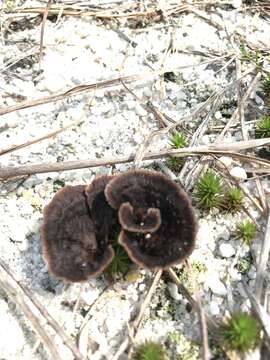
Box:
112, 270, 163, 360
255, 210, 270, 301
39, 0, 52, 67
0, 259, 86, 360
1, 138, 270, 179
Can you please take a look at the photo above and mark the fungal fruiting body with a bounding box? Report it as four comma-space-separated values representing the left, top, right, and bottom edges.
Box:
105, 170, 197, 270
41, 170, 197, 281
41, 178, 116, 282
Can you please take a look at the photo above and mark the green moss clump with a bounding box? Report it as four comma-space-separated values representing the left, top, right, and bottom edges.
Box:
237, 253, 253, 275
261, 74, 270, 98
132, 341, 167, 360
255, 116, 270, 138
221, 187, 243, 214
104, 231, 131, 280
236, 221, 256, 245
167, 131, 187, 172
220, 313, 260, 354
194, 170, 223, 210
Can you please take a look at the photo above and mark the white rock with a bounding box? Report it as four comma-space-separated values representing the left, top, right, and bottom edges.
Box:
219, 156, 232, 168
37, 73, 69, 93
219, 243, 235, 258
138, 283, 146, 292
248, 268, 256, 279
209, 301, 220, 316
230, 166, 247, 180
214, 111, 222, 120
255, 94, 264, 106
167, 282, 182, 301
206, 274, 227, 296
232, 0, 242, 8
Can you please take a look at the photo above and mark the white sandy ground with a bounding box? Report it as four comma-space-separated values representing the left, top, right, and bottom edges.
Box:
0, 0, 269, 358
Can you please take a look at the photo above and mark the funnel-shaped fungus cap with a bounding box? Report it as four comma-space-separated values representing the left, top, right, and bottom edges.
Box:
85, 175, 118, 238
105, 170, 197, 270
41, 185, 114, 282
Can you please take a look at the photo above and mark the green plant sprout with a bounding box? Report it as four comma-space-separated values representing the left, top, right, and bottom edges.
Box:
237, 253, 253, 275
194, 170, 223, 210
240, 44, 261, 68
53, 179, 65, 193
222, 187, 244, 213
220, 313, 260, 354
175, 261, 207, 293
236, 221, 256, 245
105, 231, 131, 279
132, 341, 167, 360
255, 115, 270, 138
167, 131, 187, 172
261, 73, 270, 98
169, 132, 187, 149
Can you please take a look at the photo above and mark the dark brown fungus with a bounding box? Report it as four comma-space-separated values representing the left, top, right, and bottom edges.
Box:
105, 170, 197, 270
85, 175, 118, 238
118, 202, 161, 233
41, 184, 114, 282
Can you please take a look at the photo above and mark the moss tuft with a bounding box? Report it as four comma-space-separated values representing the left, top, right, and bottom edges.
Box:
236, 221, 256, 245
133, 341, 167, 360
221, 187, 243, 214
220, 313, 260, 353
167, 132, 187, 172
194, 170, 223, 210
255, 115, 270, 138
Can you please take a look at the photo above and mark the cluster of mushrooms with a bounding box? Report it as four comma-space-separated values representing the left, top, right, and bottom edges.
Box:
41, 170, 197, 282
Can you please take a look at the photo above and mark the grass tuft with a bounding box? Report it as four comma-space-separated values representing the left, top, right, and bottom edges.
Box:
221, 187, 243, 213
169, 132, 187, 149
194, 170, 223, 210
255, 115, 270, 138
105, 231, 131, 279
236, 221, 256, 245
167, 132, 187, 172
133, 341, 167, 360
220, 313, 260, 354
261, 74, 270, 98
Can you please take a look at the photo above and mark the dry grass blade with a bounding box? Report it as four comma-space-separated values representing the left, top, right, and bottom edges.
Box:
13, 3, 189, 19
244, 282, 270, 351
186, 261, 210, 360
218, 71, 261, 141
167, 268, 217, 331
39, 0, 53, 68
167, 269, 237, 360
0, 54, 233, 117
1, 138, 270, 179
0, 259, 86, 360
112, 270, 162, 360
0, 73, 143, 116
255, 210, 270, 301
0, 259, 61, 359
0, 117, 83, 156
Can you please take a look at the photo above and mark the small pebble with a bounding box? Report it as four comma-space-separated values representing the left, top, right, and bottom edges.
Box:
167, 282, 182, 301
219, 243, 235, 258
206, 274, 227, 296
219, 156, 232, 168
230, 166, 247, 180
209, 301, 220, 316
232, 0, 242, 8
